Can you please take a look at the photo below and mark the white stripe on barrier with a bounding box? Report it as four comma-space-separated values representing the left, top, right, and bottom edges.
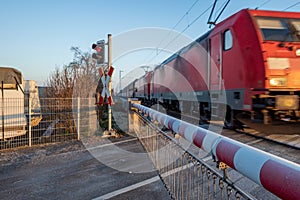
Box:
172, 121, 180, 133
202, 130, 220, 153
163, 116, 170, 128
157, 114, 163, 125
184, 125, 197, 142
234, 146, 270, 185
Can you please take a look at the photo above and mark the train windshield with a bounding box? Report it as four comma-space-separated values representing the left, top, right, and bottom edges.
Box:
255, 17, 300, 42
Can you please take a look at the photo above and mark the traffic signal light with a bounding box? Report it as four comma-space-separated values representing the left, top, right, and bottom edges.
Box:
92, 41, 105, 64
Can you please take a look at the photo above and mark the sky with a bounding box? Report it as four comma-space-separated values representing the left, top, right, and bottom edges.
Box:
0, 0, 299, 86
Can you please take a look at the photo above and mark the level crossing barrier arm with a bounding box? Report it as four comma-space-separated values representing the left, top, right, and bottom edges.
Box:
133, 103, 300, 200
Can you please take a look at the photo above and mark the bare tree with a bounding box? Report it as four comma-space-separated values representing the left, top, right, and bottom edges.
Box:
45, 66, 74, 98
43, 46, 102, 136
46, 46, 99, 98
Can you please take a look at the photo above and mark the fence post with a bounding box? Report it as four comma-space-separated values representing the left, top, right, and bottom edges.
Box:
77, 97, 80, 140
1, 81, 4, 141
28, 97, 32, 147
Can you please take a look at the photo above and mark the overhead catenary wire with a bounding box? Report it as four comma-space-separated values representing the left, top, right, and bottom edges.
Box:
147, 3, 215, 63
143, 0, 201, 64
283, 1, 300, 11
255, 0, 271, 10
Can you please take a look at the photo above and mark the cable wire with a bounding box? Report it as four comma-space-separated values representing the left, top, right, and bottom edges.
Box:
283, 1, 300, 11
255, 0, 271, 10
147, 3, 214, 63
142, 0, 200, 64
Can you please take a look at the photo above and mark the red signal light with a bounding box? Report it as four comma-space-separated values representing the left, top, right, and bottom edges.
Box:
95, 47, 101, 53
92, 43, 102, 52
92, 42, 105, 64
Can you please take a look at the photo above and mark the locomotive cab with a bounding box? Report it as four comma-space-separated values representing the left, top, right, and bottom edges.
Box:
250, 10, 300, 123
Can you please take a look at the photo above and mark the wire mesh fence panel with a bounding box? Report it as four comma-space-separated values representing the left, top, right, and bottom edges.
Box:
0, 98, 27, 149
133, 111, 254, 200
0, 97, 98, 150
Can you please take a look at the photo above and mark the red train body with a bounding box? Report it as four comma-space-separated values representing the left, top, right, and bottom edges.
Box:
122, 9, 300, 125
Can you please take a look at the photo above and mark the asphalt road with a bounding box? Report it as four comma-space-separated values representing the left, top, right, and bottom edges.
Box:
0, 138, 171, 200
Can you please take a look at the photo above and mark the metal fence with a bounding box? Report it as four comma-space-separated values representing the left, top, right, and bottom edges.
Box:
0, 98, 97, 150
133, 113, 253, 200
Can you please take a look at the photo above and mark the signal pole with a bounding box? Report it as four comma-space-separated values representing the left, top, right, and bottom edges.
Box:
119, 70, 123, 93
107, 34, 112, 131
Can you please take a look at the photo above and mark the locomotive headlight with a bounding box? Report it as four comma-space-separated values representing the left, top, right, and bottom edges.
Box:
269, 77, 287, 87
296, 49, 300, 56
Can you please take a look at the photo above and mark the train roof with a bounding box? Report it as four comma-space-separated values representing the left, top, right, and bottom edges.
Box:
248, 9, 300, 18
157, 8, 300, 69
159, 29, 212, 68
0, 67, 22, 84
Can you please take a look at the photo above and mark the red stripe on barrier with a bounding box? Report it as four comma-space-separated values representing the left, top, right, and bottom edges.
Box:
260, 160, 300, 200
215, 140, 241, 169
168, 119, 175, 130
192, 129, 206, 149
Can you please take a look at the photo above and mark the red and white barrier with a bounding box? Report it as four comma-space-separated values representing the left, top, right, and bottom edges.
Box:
133, 103, 300, 200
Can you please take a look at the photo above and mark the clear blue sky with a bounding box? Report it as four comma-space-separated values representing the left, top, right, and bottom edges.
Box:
0, 0, 299, 85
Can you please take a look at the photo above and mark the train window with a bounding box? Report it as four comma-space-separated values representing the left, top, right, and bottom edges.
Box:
224, 29, 233, 51
290, 19, 300, 41
255, 17, 296, 42
291, 20, 300, 30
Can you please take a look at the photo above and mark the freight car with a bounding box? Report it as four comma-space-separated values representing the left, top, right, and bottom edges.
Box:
123, 9, 300, 127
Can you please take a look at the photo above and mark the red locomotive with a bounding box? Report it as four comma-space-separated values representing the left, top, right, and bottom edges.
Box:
121, 9, 300, 127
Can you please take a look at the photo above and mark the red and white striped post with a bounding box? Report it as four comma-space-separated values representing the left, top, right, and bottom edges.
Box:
133, 103, 300, 200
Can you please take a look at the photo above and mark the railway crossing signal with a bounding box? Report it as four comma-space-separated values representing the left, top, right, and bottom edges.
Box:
98, 66, 114, 106
92, 40, 105, 64
93, 34, 113, 132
